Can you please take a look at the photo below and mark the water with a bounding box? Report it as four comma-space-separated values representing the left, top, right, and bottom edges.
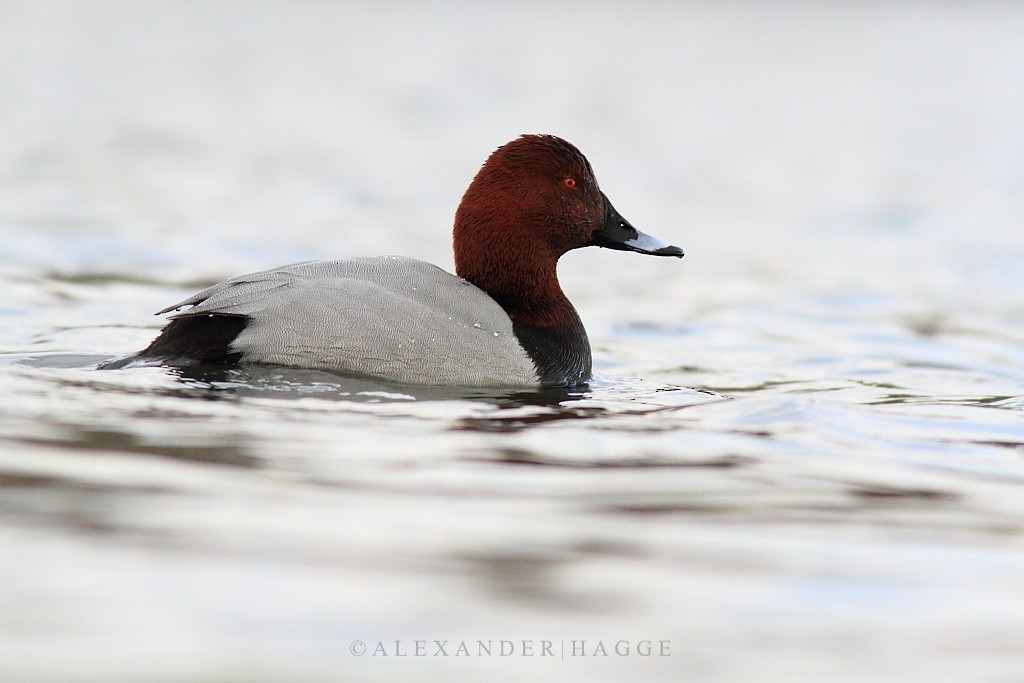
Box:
2, 2, 1024, 681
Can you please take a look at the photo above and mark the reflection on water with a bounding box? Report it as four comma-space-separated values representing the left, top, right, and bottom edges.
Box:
2, 1, 1024, 682
169, 364, 593, 407
2, 342, 1024, 682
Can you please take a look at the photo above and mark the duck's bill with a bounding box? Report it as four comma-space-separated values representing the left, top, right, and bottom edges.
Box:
589, 194, 684, 258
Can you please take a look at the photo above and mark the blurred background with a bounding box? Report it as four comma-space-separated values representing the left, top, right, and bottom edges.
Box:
4, 1, 1021, 292
1, 2, 1023, 682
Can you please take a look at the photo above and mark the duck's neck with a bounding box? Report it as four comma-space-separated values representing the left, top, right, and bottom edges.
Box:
455, 249, 592, 387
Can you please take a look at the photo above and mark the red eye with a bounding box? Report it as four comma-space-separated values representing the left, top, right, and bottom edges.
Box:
563, 177, 577, 189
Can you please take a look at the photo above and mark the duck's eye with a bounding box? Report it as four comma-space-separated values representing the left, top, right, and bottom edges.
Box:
563, 177, 577, 189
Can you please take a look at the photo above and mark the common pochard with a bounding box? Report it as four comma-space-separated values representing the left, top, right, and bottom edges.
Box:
100, 135, 684, 386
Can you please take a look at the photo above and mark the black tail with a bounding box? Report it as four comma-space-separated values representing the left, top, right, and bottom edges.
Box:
98, 314, 249, 369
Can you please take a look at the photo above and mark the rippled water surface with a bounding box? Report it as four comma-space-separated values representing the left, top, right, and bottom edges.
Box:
2, 2, 1024, 681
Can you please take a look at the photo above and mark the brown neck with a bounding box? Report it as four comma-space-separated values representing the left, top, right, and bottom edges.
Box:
456, 245, 562, 317
455, 237, 592, 387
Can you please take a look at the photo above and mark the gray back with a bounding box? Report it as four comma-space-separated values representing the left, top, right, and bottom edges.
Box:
163, 257, 539, 387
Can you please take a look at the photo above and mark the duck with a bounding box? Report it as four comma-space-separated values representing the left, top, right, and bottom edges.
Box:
99, 134, 684, 387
